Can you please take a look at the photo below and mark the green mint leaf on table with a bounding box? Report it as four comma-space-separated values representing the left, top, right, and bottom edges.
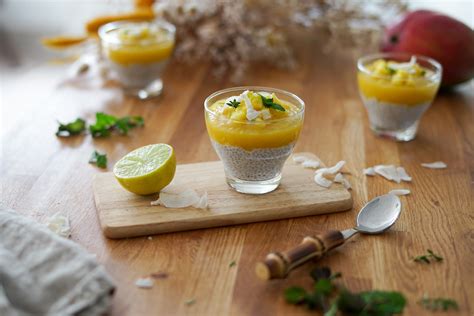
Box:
284, 286, 307, 304
89, 150, 107, 169
414, 249, 443, 263
418, 295, 459, 311
284, 266, 406, 315
89, 112, 144, 138
259, 94, 286, 112
56, 118, 86, 137
226, 99, 240, 108
229, 260, 236, 267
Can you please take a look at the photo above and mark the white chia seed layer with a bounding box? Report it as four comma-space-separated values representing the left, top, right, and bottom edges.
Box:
107, 60, 168, 89
212, 141, 294, 181
362, 96, 431, 131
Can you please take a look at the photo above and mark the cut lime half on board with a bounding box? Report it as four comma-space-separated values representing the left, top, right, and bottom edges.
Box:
113, 144, 176, 195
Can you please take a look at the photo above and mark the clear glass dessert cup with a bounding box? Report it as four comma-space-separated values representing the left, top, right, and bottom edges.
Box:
99, 20, 176, 99
204, 87, 305, 194
357, 52, 442, 141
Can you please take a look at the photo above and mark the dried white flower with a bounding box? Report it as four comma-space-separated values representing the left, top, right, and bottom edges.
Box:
421, 161, 447, 169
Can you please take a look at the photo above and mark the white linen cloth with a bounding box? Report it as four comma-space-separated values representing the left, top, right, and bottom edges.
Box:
0, 209, 115, 316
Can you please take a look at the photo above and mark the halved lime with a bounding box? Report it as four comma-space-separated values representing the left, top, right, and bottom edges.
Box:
113, 144, 176, 195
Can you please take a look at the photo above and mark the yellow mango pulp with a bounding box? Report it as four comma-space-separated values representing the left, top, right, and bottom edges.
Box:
104, 26, 174, 65
205, 93, 303, 150
358, 59, 440, 105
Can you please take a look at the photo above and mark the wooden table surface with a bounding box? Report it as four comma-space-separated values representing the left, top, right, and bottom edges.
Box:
1, 28, 473, 315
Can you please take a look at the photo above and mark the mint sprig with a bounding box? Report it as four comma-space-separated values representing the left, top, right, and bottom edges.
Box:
259, 94, 285, 112
56, 118, 86, 137
226, 99, 240, 108
89, 112, 144, 137
413, 249, 443, 264
89, 150, 107, 169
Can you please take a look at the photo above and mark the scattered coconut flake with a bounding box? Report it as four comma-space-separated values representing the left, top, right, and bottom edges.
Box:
260, 109, 272, 120
45, 212, 71, 238
374, 165, 401, 183
389, 189, 411, 196
192, 191, 208, 209
135, 277, 154, 289
363, 167, 376, 176
302, 160, 320, 169
334, 173, 352, 190
421, 161, 447, 169
151, 189, 208, 209
147, 236, 153, 240
314, 172, 332, 188
241, 90, 260, 121
316, 161, 346, 175
292, 152, 319, 164
396, 167, 412, 182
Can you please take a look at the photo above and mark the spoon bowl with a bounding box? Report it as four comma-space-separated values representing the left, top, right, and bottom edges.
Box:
356, 194, 402, 234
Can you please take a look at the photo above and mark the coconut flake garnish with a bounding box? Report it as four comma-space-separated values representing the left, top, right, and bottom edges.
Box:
151, 189, 208, 209
302, 160, 320, 169
363, 167, 376, 176
260, 109, 272, 120
292, 152, 318, 164
389, 189, 411, 196
241, 90, 260, 121
421, 161, 447, 169
316, 161, 346, 176
314, 172, 332, 188
334, 173, 352, 190
135, 277, 154, 289
45, 212, 71, 238
396, 167, 412, 182
374, 165, 401, 183
387, 56, 417, 71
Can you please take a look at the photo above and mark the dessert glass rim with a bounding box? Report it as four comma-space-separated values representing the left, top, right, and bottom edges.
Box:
204, 86, 305, 124
357, 52, 442, 82
98, 19, 176, 46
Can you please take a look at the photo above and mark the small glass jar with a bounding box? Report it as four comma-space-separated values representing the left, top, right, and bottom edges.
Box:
204, 87, 305, 194
357, 53, 442, 141
99, 20, 176, 99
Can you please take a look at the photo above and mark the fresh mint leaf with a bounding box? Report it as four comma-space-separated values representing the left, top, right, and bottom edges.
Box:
226, 99, 240, 108
414, 249, 443, 263
259, 94, 286, 112
229, 260, 236, 267
56, 118, 86, 137
89, 112, 144, 137
360, 291, 406, 314
314, 279, 333, 296
284, 286, 307, 304
89, 150, 107, 169
418, 295, 458, 311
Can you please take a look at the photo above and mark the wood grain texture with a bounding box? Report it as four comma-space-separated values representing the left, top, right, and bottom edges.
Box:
1, 21, 473, 316
94, 160, 352, 238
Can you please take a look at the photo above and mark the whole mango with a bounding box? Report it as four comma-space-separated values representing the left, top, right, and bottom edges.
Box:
381, 10, 474, 87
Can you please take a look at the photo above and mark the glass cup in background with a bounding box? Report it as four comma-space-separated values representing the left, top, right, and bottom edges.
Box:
357, 53, 442, 141
99, 20, 176, 99
204, 87, 305, 194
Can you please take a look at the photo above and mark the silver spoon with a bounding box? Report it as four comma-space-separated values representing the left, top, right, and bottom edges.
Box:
256, 194, 402, 280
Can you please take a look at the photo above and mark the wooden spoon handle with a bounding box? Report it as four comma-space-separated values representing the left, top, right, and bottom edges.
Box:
255, 230, 345, 280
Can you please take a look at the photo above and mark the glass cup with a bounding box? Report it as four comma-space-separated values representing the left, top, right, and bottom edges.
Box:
99, 20, 176, 99
357, 52, 442, 141
204, 87, 305, 194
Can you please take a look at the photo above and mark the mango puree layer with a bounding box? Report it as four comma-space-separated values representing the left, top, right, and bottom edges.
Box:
205, 96, 303, 151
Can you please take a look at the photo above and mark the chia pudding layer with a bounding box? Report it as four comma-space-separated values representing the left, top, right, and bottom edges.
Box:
108, 61, 168, 89
211, 140, 294, 181
362, 96, 430, 131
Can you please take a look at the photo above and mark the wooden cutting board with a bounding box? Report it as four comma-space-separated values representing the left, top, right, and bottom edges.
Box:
93, 160, 352, 238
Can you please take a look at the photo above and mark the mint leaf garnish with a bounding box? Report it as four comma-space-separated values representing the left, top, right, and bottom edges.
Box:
89, 150, 107, 169
226, 99, 240, 108
259, 94, 285, 112
56, 118, 86, 137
